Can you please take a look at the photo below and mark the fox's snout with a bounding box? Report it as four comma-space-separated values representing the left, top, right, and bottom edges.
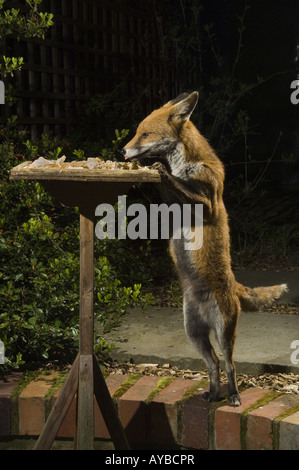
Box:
122, 146, 138, 161
121, 147, 134, 161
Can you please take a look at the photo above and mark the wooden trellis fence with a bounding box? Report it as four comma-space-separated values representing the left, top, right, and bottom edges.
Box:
0, 0, 167, 140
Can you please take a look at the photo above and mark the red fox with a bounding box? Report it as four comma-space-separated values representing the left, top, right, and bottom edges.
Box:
123, 92, 288, 406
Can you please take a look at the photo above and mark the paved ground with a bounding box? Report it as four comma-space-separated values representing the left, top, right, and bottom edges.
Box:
97, 270, 299, 375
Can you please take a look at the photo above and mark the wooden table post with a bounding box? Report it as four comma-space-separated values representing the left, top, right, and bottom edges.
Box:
9, 163, 160, 450
76, 206, 95, 449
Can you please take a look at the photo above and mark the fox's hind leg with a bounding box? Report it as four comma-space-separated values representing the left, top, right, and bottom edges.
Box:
214, 299, 241, 406
183, 295, 220, 402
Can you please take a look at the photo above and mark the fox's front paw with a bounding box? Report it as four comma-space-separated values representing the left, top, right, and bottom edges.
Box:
151, 161, 166, 172
151, 161, 169, 179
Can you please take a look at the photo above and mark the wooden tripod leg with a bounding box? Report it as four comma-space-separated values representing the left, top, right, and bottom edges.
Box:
34, 354, 79, 450
93, 355, 130, 450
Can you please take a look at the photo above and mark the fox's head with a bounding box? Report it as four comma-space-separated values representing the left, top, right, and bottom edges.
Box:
123, 91, 199, 164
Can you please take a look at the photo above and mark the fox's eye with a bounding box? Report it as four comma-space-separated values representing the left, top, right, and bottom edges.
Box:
141, 132, 151, 139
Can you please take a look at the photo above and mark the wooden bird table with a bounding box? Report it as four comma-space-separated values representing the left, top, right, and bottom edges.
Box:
9, 162, 160, 450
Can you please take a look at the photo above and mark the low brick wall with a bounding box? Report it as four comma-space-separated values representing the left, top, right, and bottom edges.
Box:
1, 371, 299, 450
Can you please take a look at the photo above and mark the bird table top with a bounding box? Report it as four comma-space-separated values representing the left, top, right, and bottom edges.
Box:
9, 157, 161, 207
9, 156, 161, 183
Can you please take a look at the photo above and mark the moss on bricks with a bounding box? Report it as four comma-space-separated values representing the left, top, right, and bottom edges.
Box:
44, 371, 69, 419
101, 369, 110, 380
274, 402, 299, 422
240, 391, 283, 450
144, 377, 176, 404
273, 402, 299, 450
112, 374, 141, 401
177, 379, 210, 444
10, 371, 41, 434
9, 369, 68, 432
181, 379, 210, 406
208, 398, 228, 450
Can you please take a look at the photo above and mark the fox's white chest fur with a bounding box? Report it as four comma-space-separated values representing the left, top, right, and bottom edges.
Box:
165, 142, 203, 180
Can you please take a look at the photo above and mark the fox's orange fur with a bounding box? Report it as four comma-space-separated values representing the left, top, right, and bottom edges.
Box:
123, 92, 288, 406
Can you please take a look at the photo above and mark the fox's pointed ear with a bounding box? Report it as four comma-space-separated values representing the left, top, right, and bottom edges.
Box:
169, 91, 199, 122
165, 92, 190, 107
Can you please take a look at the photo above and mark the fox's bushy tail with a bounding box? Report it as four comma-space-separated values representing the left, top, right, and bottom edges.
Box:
236, 282, 288, 312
